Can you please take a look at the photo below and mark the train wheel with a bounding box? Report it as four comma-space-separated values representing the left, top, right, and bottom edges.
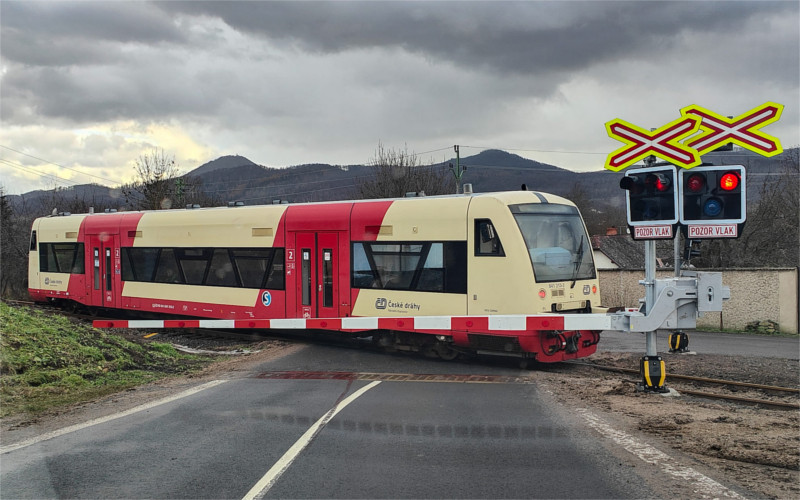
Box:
434, 343, 459, 361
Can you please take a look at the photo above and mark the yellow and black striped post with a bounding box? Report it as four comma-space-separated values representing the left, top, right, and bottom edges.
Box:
668, 331, 690, 352
640, 356, 668, 393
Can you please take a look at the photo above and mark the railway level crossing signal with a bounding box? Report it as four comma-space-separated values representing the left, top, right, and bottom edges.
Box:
605, 101, 785, 393
680, 165, 746, 238
620, 164, 747, 240
619, 165, 678, 240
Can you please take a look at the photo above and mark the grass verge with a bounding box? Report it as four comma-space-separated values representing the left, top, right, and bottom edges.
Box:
0, 302, 213, 418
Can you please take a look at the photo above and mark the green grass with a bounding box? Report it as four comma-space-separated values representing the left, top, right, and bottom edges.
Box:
0, 302, 213, 417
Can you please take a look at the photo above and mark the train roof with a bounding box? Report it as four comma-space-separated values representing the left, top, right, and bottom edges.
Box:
36, 189, 576, 221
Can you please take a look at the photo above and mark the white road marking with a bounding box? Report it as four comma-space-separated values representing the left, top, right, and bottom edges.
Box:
577, 409, 745, 499
242, 380, 382, 500
0, 380, 228, 454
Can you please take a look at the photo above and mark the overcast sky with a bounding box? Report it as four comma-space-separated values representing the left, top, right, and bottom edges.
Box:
1, 0, 798, 195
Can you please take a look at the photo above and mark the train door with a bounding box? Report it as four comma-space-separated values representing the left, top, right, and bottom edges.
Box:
87, 235, 119, 309
295, 232, 339, 319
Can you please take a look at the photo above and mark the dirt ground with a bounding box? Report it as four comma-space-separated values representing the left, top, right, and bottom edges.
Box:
535, 351, 800, 499
2, 335, 798, 499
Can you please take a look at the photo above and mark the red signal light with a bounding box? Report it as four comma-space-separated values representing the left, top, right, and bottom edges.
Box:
645, 173, 671, 192
719, 172, 739, 191
686, 173, 705, 193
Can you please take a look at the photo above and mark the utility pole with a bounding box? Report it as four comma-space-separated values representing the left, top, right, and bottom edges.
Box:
449, 145, 466, 193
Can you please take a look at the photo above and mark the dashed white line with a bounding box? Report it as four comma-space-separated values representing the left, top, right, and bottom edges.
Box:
242, 380, 382, 500
577, 408, 744, 499
1, 380, 228, 455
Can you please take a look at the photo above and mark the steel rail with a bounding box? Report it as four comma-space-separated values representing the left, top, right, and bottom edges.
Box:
676, 389, 800, 410
565, 361, 799, 393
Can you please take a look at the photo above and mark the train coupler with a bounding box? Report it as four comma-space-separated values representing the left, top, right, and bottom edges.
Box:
637, 356, 669, 393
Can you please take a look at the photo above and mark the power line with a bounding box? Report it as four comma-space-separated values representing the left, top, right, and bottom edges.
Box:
0, 159, 83, 187
0, 144, 124, 185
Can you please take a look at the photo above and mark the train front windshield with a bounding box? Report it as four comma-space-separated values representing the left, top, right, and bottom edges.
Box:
510, 203, 596, 283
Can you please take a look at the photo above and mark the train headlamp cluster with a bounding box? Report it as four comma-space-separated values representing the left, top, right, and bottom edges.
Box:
620, 164, 746, 231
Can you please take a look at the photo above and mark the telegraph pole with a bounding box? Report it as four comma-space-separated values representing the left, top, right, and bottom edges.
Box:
450, 145, 466, 193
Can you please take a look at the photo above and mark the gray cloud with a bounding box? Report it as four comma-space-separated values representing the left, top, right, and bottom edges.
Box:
157, 1, 797, 78
0, 1, 797, 194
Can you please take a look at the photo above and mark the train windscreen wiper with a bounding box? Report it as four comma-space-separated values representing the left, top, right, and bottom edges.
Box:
570, 234, 585, 289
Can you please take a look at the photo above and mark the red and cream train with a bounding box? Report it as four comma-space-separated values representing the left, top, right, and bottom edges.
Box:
29, 190, 606, 362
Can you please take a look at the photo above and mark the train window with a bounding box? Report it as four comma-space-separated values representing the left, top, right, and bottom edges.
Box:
176, 248, 212, 285
475, 219, 505, 256
38, 243, 85, 274
510, 203, 595, 283
154, 249, 182, 284
322, 249, 333, 308
232, 249, 271, 289
122, 248, 160, 282
105, 249, 112, 291
301, 249, 311, 306
265, 249, 285, 290
94, 248, 100, 289
206, 249, 237, 287
121, 247, 286, 289
30, 231, 37, 251
351, 241, 466, 294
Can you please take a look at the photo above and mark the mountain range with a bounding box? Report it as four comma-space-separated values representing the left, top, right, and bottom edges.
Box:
7, 148, 792, 224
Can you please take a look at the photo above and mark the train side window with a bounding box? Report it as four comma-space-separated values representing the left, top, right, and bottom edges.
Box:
322, 249, 333, 308
154, 249, 182, 284
93, 248, 100, 289
475, 219, 504, 256
30, 231, 37, 251
206, 249, 237, 287
265, 248, 285, 290
177, 248, 212, 285
231, 249, 271, 289
351, 241, 466, 294
105, 248, 112, 291
38, 242, 85, 274
301, 248, 311, 306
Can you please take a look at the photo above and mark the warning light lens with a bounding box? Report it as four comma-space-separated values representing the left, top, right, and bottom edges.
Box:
719, 172, 739, 191
645, 173, 670, 192
686, 173, 705, 193
538, 289, 547, 299
591, 285, 597, 294
703, 198, 723, 217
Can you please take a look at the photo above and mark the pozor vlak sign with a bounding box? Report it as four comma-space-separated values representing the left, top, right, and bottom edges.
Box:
607, 102, 782, 240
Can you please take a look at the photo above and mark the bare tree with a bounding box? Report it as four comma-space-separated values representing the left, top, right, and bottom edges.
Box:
355, 142, 451, 199
1, 186, 32, 298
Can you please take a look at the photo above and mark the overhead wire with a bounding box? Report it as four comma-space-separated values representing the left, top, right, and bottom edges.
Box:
0, 144, 124, 186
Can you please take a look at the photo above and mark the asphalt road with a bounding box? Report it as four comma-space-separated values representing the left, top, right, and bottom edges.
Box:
598, 329, 800, 359
0, 345, 670, 499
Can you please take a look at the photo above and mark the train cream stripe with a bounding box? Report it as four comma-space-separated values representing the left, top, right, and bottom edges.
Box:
242, 381, 382, 500
577, 409, 745, 499
0, 380, 228, 455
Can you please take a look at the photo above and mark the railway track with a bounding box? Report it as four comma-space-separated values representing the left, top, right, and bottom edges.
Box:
6, 300, 798, 409
565, 360, 800, 410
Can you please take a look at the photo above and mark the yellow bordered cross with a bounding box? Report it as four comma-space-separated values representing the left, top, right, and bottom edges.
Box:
604, 115, 702, 172
681, 102, 784, 157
